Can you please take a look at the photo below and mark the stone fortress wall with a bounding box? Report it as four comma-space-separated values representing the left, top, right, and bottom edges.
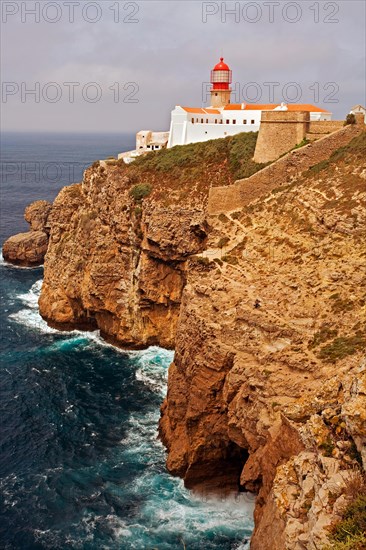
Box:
208, 115, 365, 215
253, 111, 310, 163
253, 111, 345, 164
306, 120, 345, 142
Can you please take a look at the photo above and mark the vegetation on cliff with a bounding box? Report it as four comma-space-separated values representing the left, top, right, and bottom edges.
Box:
327, 472, 366, 550
118, 132, 267, 205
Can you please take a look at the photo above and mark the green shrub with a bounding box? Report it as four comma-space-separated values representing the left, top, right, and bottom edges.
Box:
191, 256, 210, 266
129, 183, 152, 201
309, 326, 338, 349
319, 437, 335, 457
131, 131, 266, 182
328, 494, 366, 549
344, 113, 356, 126
231, 210, 242, 219
330, 294, 354, 313
318, 334, 366, 363
218, 213, 229, 224
294, 137, 310, 149
306, 159, 330, 176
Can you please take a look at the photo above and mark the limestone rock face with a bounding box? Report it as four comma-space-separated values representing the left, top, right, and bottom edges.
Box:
24, 200, 52, 232
2, 200, 52, 266
5, 131, 365, 548
159, 132, 366, 548
2, 231, 48, 266
38, 167, 207, 347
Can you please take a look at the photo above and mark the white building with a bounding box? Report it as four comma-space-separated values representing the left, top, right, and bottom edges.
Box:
167, 102, 332, 148
167, 57, 331, 148
136, 130, 169, 152
118, 130, 169, 163
118, 57, 332, 161
350, 104, 366, 122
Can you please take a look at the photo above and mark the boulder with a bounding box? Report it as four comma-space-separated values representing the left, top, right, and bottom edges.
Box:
2, 231, 48, 266
24, 200, 52, 233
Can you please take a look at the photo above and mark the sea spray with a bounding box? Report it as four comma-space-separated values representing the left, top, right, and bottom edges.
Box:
1, 267, 254, 549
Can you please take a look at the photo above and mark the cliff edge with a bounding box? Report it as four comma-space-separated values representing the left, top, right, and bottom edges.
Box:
160, 130, 366, 549
5, 130, 365, 549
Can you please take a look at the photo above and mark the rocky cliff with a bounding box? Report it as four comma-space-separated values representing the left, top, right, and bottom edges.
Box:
160, 130, 366, 549
38, 133, 261, 348
3, 200, 52, 266
4, 130, 365, 549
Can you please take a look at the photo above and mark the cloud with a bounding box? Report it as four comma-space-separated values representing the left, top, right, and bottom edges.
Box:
1, 0, 365, 132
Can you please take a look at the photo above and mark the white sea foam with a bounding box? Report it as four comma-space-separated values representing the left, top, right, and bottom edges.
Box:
9, 307, 59, 334
0, 249, 44, 270
134, 346, 173, 399
6, 277, 254, 548
9, 279, 176, 374
8, 278, 59, 333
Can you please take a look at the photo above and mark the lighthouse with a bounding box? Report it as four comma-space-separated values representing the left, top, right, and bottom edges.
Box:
210, 57, 232, 108
121, 56, 333, 156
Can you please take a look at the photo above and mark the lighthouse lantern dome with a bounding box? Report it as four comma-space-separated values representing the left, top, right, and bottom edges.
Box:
211, 57, 232, 90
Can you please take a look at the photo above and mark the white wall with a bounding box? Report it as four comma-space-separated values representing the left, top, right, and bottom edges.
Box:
167, 106, 332, 148
168, 106, 260, 147
183, 122, 259, 146
310, 112, 332, 121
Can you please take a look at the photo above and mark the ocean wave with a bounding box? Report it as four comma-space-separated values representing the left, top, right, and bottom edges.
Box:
9, 308, 60, 334
9, 278, 175, 367
0, 249, 44, 270
134, 348, 173, 396
4, 277, 254, 549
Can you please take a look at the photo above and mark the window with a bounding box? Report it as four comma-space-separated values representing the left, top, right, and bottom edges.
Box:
196, 118, 198, 123
251, 120, 255, 124
147, 145, 151, 148
215, 119, 217, 124
201, 118, 204, 123
191, 118, 194, 123
243, 119, 247, 124
233, 119, 236, 124
215, 92, 218, 96
220, 120, 223, 124
226, 119, 229, 124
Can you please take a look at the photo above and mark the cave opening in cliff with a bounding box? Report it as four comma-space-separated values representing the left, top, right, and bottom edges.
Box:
184, 442, 250, 496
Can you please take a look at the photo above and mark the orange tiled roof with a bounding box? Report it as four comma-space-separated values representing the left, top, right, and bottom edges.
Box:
182, 107, 221, 114
223, 103, 330, 113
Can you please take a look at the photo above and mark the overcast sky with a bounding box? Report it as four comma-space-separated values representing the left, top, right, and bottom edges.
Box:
1, 0, 365, 133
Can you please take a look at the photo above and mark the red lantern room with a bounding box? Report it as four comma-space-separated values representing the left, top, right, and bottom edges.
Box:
210, 57, 232, 108
211, 57, 232, 90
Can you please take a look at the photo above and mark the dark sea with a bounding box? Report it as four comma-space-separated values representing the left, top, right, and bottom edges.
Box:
0, 133, 254, 550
